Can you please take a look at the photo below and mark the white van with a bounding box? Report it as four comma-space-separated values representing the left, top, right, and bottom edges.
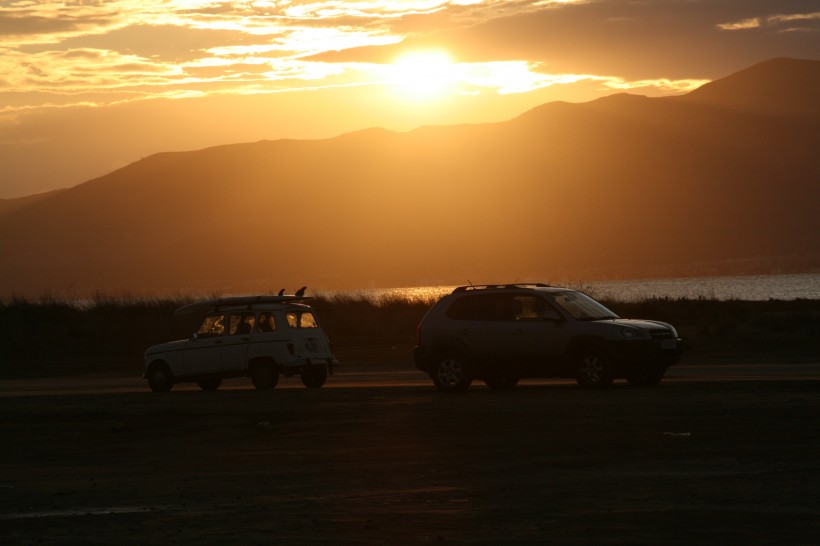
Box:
144, 294, 338, 392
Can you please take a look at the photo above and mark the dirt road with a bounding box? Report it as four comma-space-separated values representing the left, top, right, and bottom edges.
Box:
2, 370, 820, 544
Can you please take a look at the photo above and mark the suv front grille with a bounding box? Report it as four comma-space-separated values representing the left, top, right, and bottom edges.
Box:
650, 329, 673, 340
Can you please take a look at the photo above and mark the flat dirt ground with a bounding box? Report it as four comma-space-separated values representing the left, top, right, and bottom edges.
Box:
2, 366, 820, 544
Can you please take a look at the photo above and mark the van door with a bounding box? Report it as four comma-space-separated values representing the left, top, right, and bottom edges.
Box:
222, 312, 255, 371
185, 313, 226, 375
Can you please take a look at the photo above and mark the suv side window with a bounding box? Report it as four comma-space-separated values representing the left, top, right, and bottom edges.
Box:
511, 295, 548, 320
197, 314, 225, 337
228, 312, 256, 336
257, 312, 277, 333
447, 294, 513, 321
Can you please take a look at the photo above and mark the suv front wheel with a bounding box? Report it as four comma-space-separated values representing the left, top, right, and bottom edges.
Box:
431, 351, 473, 393
575, 346, 614, 388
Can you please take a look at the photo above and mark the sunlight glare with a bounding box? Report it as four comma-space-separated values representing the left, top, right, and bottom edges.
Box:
387, 51, 456, 99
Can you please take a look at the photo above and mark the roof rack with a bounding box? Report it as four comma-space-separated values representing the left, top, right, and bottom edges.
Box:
452, 283, 550, 293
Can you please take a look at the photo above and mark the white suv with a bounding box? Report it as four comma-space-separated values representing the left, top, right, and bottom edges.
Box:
144, 294, 338, 392
414, 284, 683, 392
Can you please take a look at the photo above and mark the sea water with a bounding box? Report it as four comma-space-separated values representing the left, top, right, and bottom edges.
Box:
318, 273, 820, 303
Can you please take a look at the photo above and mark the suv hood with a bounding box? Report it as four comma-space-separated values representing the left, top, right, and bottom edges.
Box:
604, 318, 675, 331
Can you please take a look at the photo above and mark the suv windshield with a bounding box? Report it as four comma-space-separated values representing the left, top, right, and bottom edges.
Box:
550, 291, 618, 321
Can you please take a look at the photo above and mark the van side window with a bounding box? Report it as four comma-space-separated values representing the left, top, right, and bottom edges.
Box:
197, 314, 225, 337
286, 311, 319, 328
228, 312, 256, 336
257, 312, 277, 333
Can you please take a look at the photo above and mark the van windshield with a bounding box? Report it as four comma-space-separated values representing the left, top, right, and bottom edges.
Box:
550, 292, 618, 321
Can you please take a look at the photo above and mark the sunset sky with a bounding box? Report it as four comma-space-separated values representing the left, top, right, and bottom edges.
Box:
1, 0, 819, 198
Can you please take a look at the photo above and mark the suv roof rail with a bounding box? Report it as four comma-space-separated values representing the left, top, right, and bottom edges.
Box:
452, 283, 550, 293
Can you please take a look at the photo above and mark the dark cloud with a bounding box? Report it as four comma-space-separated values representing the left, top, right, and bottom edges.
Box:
0, 14, 83, 36
309, 0, 820, 79
22, 24, 258, 61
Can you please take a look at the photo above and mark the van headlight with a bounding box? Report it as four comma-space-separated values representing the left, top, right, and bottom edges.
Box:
621, 327, 650, 340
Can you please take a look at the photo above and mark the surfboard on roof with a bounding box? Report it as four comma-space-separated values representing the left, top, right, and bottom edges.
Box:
174, 294, 312, 316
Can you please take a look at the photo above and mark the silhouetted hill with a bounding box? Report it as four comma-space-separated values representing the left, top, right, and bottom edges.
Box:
1, 58, 818, 297
680, 57, 820, 116
0, 189, 65, 217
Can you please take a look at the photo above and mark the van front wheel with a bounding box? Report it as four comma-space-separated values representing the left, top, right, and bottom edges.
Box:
147, 364, 173, 393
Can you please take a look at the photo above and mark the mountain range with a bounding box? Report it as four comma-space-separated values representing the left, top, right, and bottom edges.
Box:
1, 57, 818, 297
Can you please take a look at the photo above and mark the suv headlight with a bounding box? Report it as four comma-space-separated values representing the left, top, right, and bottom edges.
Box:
621, 327, 650, 341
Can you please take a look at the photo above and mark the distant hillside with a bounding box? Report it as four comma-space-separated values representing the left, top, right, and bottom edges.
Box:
679, 57, 820, 116
1, 58, 818, 297
0, 189, 65, 217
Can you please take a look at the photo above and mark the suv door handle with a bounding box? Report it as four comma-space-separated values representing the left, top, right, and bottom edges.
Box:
512, 329, 524, 335
214, 339, 222, 344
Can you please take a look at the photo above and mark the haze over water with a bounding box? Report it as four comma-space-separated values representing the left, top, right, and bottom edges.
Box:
320, 274, 820, 303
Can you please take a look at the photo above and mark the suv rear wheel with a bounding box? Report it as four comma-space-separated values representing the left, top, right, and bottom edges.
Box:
575, 346, 614, 388
431, 351, 473, 393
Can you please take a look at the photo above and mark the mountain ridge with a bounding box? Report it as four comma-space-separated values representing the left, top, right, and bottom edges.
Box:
1, 58, 818, 296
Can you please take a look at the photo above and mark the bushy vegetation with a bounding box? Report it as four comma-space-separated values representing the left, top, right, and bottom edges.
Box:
1, 294, 817, 377
607, 297, 820, 360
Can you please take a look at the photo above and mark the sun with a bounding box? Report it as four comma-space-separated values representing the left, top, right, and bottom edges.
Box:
386, 50, 457, 100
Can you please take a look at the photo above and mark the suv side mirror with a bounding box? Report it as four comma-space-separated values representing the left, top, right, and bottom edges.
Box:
191, 332, 199, 341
